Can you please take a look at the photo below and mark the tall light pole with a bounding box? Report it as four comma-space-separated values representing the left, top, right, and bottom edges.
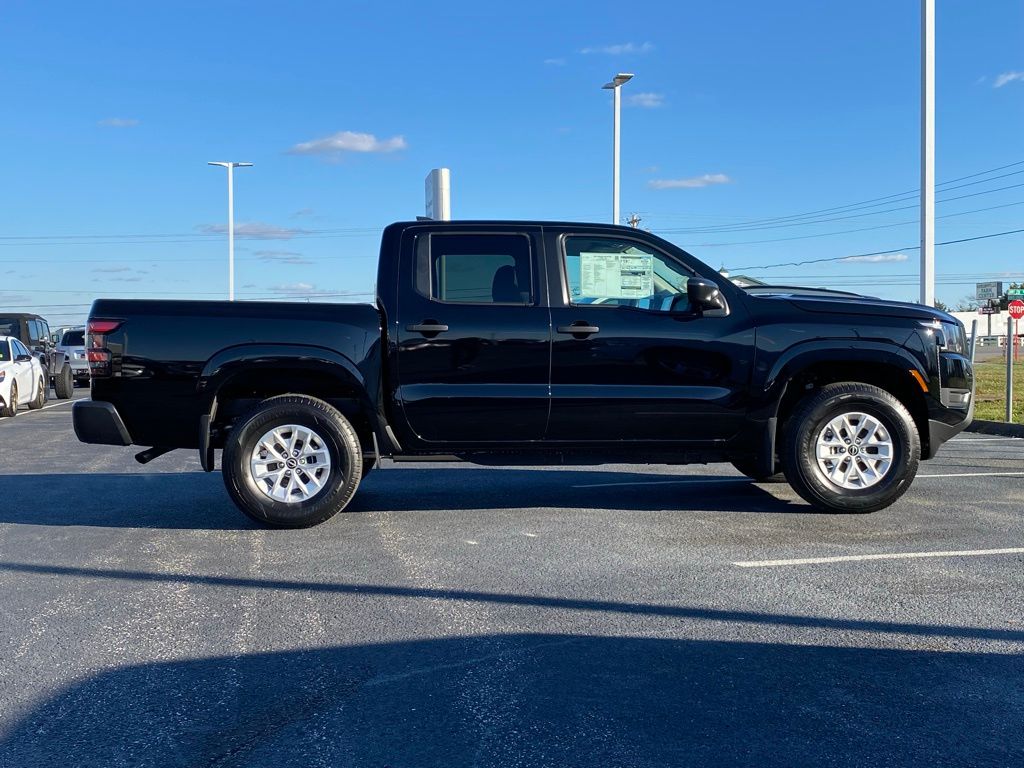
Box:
920, 0, 935, 306
208, 161, 253, 301
602, 73, 633, 225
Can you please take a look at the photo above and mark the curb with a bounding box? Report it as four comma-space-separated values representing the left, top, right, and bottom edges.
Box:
965, 419, 1024, 438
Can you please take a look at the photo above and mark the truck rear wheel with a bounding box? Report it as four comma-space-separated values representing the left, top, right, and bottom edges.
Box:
222, 394, 363, 528
54, 365, 73, 399
782, 382, 920, 514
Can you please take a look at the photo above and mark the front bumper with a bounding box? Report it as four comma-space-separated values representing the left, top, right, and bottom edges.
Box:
72, 400, 133, 446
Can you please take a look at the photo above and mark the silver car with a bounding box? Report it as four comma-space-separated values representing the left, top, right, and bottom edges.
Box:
56, 327, 89, 386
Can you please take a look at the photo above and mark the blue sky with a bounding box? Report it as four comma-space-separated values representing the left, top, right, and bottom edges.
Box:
1, 0, 1022, 325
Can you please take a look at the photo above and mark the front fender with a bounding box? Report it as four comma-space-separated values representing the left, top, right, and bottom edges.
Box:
757, 339, 927, 415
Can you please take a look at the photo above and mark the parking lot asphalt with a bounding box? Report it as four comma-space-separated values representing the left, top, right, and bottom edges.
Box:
0, 390, 1021, 767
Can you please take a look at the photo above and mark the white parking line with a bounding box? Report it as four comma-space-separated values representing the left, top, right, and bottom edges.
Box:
9, 399, 77, 417
735, 547, 1024, 568
919, 471, 1024, 478
573, 478, 749, 489
950, 438, 1024, 444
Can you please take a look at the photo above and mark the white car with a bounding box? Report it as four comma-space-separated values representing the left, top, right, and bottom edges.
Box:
0, 335, 47, 417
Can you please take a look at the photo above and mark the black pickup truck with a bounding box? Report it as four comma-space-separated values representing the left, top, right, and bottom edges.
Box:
74, 221, 974, 527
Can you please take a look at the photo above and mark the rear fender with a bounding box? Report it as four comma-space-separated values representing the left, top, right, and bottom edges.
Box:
197, 343, 385, 459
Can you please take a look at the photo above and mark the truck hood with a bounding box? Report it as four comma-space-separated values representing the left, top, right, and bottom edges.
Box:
754, 293, 957, 324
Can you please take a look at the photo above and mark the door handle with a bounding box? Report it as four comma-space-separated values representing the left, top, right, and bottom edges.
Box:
557, 323, 600, 337
407, 322, 449, 335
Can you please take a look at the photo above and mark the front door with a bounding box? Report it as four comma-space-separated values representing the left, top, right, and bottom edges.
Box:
546, 231, 754, 443
395, 227, 551, 444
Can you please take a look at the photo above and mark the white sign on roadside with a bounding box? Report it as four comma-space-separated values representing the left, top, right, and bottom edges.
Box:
976, 281, 1002, 301
579, 252, 653, 299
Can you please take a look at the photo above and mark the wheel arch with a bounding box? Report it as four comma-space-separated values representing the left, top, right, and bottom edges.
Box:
767, 347, 931, 459
199, 344, 382, 457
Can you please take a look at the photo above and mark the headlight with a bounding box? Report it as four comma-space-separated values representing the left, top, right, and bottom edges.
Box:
919, 320, 967, 354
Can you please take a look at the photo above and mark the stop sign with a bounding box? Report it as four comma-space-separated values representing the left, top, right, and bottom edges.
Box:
1009, 300, 1024, 320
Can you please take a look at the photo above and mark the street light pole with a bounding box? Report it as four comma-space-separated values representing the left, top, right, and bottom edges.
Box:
602, 73, 633, 225
208, 161, 253, 301
920, 0, 935, 306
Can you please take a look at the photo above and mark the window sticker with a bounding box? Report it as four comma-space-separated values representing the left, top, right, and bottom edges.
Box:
579, 252, 653, 299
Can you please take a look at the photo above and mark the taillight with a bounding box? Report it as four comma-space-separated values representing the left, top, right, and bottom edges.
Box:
87, 319, 122, 377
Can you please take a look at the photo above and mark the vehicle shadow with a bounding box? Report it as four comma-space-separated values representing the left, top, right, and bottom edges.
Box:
0, 468, 800, 529
0, 472, 254, 530
352, 466, 798, 515
0, 633, 1019, 767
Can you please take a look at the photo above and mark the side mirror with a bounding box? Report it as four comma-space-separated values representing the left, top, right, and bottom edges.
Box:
15, 353, 32, 362
686, 278, 726, 313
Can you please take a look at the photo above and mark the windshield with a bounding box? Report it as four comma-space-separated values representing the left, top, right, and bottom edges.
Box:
61, 330, 85, 346
0, 318, 22, 338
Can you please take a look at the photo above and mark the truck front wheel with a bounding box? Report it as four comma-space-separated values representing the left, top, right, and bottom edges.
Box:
222, 395, 363, 528
53, 365, 73, 399
782, 382, 920, 514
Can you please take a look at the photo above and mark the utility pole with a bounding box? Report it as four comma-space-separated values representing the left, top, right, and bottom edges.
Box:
627, 213, 642, 229
920, 0, 935, 306
208, 161, 254, 301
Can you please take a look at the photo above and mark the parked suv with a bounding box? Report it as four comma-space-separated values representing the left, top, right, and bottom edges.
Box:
56, 327, 89, 387
0, 313, 74, 399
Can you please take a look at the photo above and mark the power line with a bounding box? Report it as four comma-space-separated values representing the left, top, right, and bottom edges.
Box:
674, 199, 1024, 249
650, 158, 1024, 231
657, 175, 1024, 236
727, 226, 1024, 271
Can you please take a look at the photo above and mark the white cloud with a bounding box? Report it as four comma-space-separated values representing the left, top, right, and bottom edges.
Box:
287, 130, 407, 157
198, 222, 305, 240
838, 252, 909, 264
291, 208, 315, 218
627, 92, 664, 108
543, 57, 566, 66
98, 117, 139, 127
254, 249, 313, 265
994, 71, 1024, 88
648, 173, 731, 190
268, 282, 335, 297
91, 266, 132, 273
580, 42, 654, 55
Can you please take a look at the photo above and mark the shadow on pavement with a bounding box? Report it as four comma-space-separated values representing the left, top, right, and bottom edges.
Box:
0, 473, 252, 530
0, 633, 1020, 767
0, 468, 798, 529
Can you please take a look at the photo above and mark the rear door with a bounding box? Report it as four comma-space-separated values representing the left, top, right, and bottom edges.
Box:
395, 226, 550, 443
546, 230, 755, 443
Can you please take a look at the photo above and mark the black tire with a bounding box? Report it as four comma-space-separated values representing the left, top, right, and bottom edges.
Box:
222, 394, 363, 528
730, 458, 785, 483
3, 382, 17, 417
782, 382, 920, 514
54, 365, 73, 399
27, 377, 45, 410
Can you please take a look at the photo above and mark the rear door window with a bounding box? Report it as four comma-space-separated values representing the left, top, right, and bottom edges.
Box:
415, 233, 533, 305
